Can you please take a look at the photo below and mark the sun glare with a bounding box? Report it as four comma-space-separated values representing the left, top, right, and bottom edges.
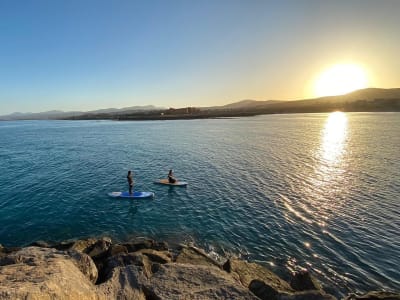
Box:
314, 64, 368, 97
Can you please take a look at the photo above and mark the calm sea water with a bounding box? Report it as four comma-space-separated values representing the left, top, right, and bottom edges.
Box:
0, 113, 399, 296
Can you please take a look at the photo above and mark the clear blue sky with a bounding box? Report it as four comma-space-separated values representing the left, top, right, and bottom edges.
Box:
0, 0, 399, 114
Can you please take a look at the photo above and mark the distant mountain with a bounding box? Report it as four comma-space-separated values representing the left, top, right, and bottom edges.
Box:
1, 88, 399, 121
203, 88, 400, 111
0, 105, 164, 120
208, 99, 283, 110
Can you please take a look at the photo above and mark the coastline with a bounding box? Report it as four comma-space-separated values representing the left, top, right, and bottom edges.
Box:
0, 237, 398, 300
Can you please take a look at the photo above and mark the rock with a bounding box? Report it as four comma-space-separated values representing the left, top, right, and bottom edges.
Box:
0, 247, 101, 300
53, 240, 75, 251
175, 245, 222, 269
123, 239, 156, 252
69, 238, 98, 253
343, 291, 400, 300
96, 265, 147, 300
107, 244, 128, 257
137, 249, 172, 264
223, 257, 293, 292
290, 269, 322, 291
250, 279, 336, 300
100, 252, 152, 282
153, 241, 169, 251
249, 279, 280, 300
68, 250, 98, 284
28, 240, 51, 248
87, 237, 112, 259
141, 263, 259, 299
280, 290, 337, 300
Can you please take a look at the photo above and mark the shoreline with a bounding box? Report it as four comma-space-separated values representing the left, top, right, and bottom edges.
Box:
0, 237, 398, 300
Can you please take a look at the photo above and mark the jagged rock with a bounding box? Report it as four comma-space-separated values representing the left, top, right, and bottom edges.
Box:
223, 257, 293, 292
96, 265, 147, 300
175, 245, 222, 268
290, 269, 322, 291
0, 247, 100, 299
141, 263, 259, 299
68, 249, 98, 284
343, 291, 400, 300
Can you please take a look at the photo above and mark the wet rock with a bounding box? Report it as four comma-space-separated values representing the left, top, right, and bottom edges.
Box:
142, 263, 259, 299
290, 269, 322, 291
175, 245, 222, 268
343, 291, 400, 300
223, 257, 293, 292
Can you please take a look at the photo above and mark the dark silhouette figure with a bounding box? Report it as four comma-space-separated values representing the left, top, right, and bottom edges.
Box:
168, 169, 176, 183
127, 170, 134, 194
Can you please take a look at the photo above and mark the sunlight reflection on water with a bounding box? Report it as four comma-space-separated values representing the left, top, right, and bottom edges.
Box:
321, 111, 348, 165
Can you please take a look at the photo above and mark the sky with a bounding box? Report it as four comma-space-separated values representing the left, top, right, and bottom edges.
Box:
0, 0, 399, 114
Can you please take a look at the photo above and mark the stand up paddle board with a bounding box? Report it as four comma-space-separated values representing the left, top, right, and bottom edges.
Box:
108, 191, 154, 199
154, 179, 188, 187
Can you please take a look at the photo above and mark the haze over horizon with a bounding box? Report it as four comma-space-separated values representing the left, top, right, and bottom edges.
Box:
1, 0, 399, 115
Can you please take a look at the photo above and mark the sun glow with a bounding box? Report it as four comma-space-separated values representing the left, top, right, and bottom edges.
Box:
314, 64, 368, 97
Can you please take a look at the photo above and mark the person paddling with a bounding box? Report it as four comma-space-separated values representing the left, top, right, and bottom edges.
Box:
168, 169, 177, 183
127, 170, 134, 194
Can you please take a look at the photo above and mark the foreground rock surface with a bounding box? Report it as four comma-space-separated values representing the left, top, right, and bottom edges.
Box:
0, 237, 398, 300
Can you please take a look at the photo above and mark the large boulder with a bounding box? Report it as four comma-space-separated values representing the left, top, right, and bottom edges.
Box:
0, 247, 101, 300
141, 263, 259, 299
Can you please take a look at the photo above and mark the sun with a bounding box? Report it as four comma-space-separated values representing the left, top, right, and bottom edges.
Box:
314, 64, 368, 97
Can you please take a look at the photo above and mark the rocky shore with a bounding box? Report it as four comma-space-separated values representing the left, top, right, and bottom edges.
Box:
0, 237, 398, 300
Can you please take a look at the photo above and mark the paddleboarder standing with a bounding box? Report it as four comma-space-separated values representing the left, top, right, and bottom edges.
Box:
127, 170, 134, 194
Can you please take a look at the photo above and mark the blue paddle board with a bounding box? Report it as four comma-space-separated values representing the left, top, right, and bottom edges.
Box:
154, 179, 188, 187
108, 191, 154, 199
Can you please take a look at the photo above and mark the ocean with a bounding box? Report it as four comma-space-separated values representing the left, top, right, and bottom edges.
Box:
0, 112, 399, 297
